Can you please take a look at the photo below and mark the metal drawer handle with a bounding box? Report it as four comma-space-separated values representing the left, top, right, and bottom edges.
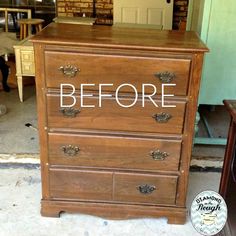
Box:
155, 71, 175, 83
137, 184, 156, 194
61, 145, 80, 156
59, 65, 80, 77
60, 108, 80, 118
150, 150, 169, 160
152, 112, 172, 123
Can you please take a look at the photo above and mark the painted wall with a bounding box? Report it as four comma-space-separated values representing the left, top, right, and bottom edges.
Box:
188, 0, 236, 105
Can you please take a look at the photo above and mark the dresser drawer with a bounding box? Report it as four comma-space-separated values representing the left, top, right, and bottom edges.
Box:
49, 169, 113, 201
45, 51, 191, 96
47, 94, 186, 134
48, 133, 182, 171
114, 173, 177, 205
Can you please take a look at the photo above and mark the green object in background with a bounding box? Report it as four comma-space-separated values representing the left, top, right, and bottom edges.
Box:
188, 0, 236, 105
187, 0, 235, 145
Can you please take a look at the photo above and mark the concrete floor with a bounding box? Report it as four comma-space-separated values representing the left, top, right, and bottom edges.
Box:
0, 87, 39, 154
0, 166, 221, 236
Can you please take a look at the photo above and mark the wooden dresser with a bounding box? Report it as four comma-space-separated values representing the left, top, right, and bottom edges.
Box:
31, 23, 208, 224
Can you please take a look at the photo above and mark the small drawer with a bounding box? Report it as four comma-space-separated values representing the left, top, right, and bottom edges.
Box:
114, 172, 178, 205
45, 51, 191, 96
48, 133, 182, 171
47, 94, 186, 134
21, 62, 35, 75
21, 50, 34, 62
49, 169, 113, 201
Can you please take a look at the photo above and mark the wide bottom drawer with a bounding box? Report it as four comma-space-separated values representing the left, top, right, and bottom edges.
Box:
49, 169, 178, 206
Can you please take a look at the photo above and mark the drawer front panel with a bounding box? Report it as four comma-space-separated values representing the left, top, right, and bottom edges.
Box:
47, 94, 186, 134
114, 173, 177, 205
48, 133, 182, 171
45, 51, 191, 95
21, 62, 35, 75
49, 169, 113, 201
21, 50, 34, 62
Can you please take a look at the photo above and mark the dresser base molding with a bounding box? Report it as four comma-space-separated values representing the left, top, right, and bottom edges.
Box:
41, 200, 187, 224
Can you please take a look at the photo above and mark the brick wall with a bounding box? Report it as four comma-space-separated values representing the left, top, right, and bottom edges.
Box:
57, 0, 113, 25
173, 0, 189, 30
57, 0, 188, 28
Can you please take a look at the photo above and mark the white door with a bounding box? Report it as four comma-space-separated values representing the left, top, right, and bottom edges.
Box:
113, 0, 174, 30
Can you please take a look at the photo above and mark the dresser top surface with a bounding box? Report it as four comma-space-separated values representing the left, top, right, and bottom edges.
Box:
31, 23, 208, 53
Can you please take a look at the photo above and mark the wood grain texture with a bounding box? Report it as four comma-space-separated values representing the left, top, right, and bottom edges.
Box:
47, 94, 186, 134
48, 132, 182, 171
41, 200, 187, 224
113, 172, 177, 205
176, 53, 205, 207
45, 50, 191, 96
49, 169, 113, 201
31, 23, 208, 53
33, 43, 50, 199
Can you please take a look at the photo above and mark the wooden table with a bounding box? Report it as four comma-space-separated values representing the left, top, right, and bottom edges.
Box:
219, 100, 236, 236
13, 37, 34, 102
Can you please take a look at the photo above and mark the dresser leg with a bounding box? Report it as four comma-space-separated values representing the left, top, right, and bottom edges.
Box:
17, 76, 23, 102
41, 209, 61, 218
41, 204, 61, 218
167, 214, 187, 224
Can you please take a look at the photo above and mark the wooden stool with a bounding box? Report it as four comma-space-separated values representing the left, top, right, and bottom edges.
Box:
17, 18, 44, 40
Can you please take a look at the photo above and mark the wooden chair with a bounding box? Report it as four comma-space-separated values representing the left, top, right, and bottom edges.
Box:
17, 18, 44, 40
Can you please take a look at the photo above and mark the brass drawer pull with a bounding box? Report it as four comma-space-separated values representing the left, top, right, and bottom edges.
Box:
61, 145, 80, 156
150, 150, 169, 160
60, 108, 80, 118
59, 65, 80, 77
155, 71, 175, 83
137, 184, 156, 194
152, 112, 172, 123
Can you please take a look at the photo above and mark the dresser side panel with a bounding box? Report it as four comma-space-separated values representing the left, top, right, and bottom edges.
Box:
33, 43, 50, 199
176, 53, 205, 206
